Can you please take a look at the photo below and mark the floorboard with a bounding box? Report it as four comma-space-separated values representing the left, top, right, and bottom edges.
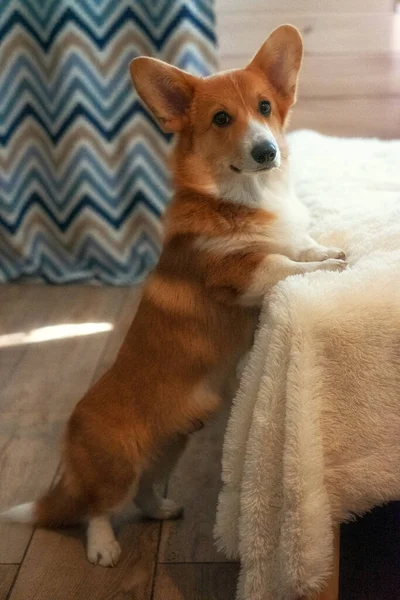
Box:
153, 563, 239, 600
0, 286, 132, 563
0, 566, 18, 600
8, 520, 159, 600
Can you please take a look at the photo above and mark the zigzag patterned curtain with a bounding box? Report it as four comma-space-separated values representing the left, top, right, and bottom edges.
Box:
0, 1, 217, 284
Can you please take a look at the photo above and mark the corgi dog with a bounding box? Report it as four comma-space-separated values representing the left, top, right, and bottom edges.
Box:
0, 25, 346, 567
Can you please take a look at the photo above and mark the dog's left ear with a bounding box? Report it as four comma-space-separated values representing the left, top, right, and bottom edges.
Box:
247, 25, 303, 105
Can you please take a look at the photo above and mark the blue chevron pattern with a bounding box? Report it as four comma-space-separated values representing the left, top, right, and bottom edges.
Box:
0, 0, 217, 283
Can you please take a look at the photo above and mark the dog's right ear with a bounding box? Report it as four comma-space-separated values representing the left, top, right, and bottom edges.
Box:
130, 57, 197, 133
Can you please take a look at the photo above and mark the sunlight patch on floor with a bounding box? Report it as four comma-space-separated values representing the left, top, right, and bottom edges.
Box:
0, 322, 114, 348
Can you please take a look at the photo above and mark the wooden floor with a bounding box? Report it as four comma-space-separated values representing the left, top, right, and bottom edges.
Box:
0, 285, 237, 600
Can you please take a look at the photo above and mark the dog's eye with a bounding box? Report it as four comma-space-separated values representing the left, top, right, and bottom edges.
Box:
259, 100, 271, 116
212, 111, 231, 127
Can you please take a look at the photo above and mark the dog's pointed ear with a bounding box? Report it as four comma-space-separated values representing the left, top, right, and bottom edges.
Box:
130, 57, 197, 133
247, 25, 303, 104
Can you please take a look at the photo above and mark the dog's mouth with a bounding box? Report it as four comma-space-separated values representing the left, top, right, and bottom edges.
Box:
229, 165, 273, 174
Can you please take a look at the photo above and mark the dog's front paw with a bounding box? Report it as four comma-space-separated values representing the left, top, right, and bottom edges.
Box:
299, 246, 346, 262
324, 247, 346, 261
318, 258, 348, 273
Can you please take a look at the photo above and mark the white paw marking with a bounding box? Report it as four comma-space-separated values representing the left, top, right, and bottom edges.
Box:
87, 516, 121, 567
300, 247, 346, 262
324, 247, 347, 261
143, 498, 184, 521
318, 258, 348, 272
87, 537, 121, 567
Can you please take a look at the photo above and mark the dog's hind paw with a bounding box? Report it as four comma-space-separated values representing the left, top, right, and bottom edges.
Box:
142, 498, 184, 520
87, 537, 121, 567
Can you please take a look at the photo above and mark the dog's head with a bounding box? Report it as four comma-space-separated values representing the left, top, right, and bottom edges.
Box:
130, 25, 303, 191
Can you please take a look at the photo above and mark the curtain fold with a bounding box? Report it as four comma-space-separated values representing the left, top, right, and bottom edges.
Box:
0, 0, 217, 284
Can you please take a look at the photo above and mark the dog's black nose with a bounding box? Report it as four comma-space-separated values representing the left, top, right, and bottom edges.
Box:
251, 141, 277, 165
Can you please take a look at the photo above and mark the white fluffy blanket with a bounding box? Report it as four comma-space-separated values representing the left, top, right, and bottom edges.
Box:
215, 131, 400, 600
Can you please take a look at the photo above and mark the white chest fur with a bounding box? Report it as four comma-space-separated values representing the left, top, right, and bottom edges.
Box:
218, 165, 311, 256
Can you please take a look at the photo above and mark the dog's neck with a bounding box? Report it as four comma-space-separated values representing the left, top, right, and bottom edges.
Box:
172, 153, 293, 214
217, 161, 292, 212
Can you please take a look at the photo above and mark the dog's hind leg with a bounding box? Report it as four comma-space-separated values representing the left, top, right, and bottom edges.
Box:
135, 435, 188, 520
83, 467, 142, 567
85, 475, 140, 567
86, 514, 122, 567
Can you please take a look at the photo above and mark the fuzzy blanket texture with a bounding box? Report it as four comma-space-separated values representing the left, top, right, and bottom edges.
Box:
215, 130, 400, 600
